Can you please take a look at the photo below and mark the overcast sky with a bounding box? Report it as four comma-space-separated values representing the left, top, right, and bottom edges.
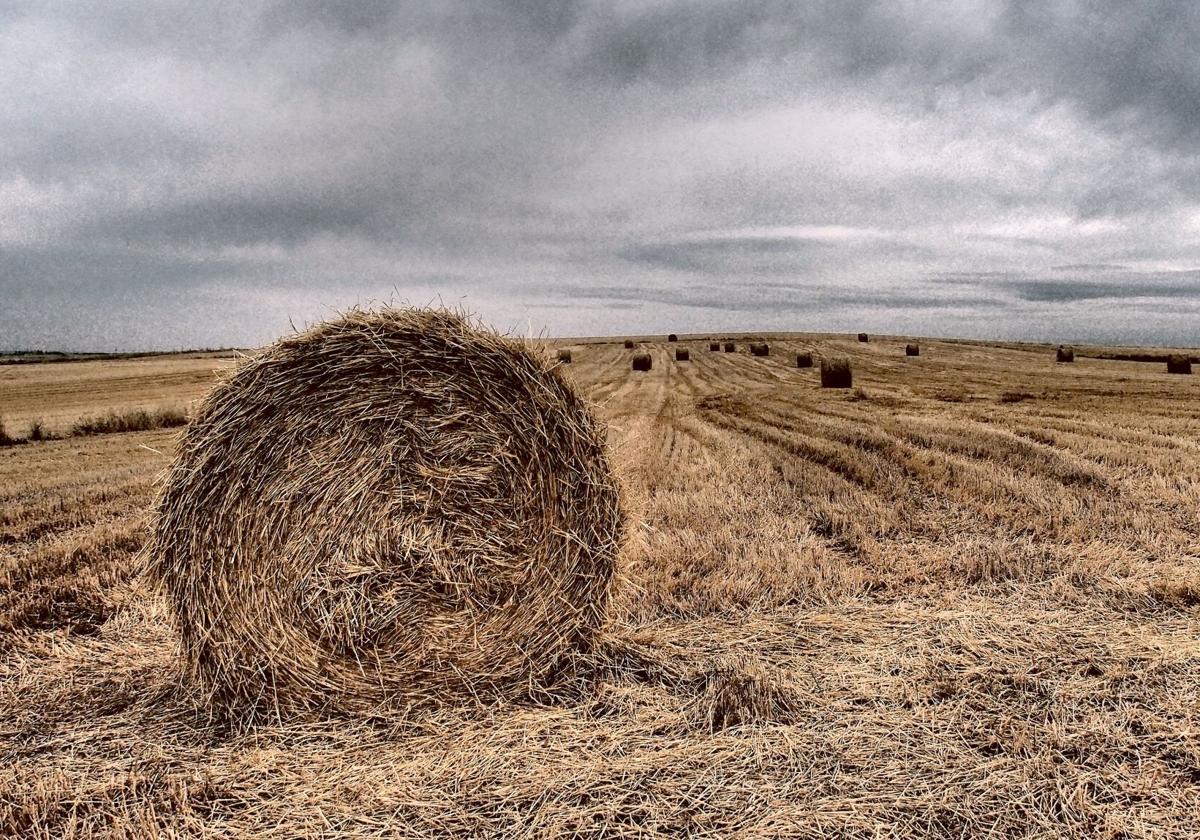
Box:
3, 1, 1199, 350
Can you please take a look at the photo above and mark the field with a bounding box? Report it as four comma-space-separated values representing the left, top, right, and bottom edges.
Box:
2, 334, 1199, 838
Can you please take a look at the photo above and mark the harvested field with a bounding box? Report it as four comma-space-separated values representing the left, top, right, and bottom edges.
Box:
3, 332, 1200, 838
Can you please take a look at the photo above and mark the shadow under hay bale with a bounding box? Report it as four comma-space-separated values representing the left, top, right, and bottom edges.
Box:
821, 357, 853, 388
557, 348, 572, 363
1057, 345, 1075, 363
148, 308, 624, 717
709, 342, 720, 352
906, 343, 919, 357
1167, 354, 1192, 374
675, 348, 690, 361
623, 339, 635, 349
632, 352, 653, 372
749, 343, 769, 357
667, 334, 678, 342
858, 333, 869, 342
796, 352, 813, 368
723, 342, 735, 353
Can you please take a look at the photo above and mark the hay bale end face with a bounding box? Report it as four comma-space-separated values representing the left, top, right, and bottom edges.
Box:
675, 348, 690, 361
667, 334, 678, 342
709, 342, 720, 352
796, 352, 813, 368
858, 333, 869, 343
149, 309, 624, 716
1167, 354, 1192, 374
821, 357, 853, 388
749, 343, 770, 357
905, 344, 919, 357
557, 348, 572, 363
632, 352, 653, 371
1057, 345, 1075, 363
723, 342, 735, 353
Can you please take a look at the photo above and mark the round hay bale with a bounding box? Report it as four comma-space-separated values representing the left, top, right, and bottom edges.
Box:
821, 357, 852, 388
1056, 345, 1075, 363
858, 333, 869, 343
675, 348, 690, 362
623, 339, 635, 349
557, 348, 572, 363
667, 334, 678, 342
709, 342, 720, 352
723, 342, 735, 353
148, 309, 624, 715
749, 342, 770, 357
1167, 354, 1192, 374
632, 352, 653, 371
796, 352, 813, 368
905, 343, 919, 357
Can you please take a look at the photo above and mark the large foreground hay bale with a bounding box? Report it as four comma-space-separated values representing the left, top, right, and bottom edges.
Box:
796, 352, 813, 368
632, 352, 653, 371
557, 348, 572, 363
821, 357, 853, 388
149, 308, 624, 715
905, 343, 919, 357
1056, 345, 1075, 363
749, 342, 770, 357
1167, 354, 1192, 374
675, 348, 690, 361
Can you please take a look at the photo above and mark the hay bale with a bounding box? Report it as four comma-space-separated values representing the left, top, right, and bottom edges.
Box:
905, 343, 919, 357
632, 352, 653, 372
667, 334, 678, 342
675, 348, 690, 362
709, 342, 720, 352
557, 348, 572, 363
148, 308, 624, 716
623, 339, 635, 349
749, 343, 770, 357
821, 357, 852, 388
796, 352, 813, 368
858, 333, 869, 343
1056, 345, 1075, 363
723, 342, 735, 353
1167, 354, 1192, 374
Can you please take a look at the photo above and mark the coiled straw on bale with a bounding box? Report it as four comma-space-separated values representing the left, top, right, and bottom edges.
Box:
821, 357, 853, 388
148, 308, 624, 716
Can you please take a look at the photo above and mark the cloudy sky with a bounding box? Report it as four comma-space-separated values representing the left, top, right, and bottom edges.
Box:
3, 1, 1199, 350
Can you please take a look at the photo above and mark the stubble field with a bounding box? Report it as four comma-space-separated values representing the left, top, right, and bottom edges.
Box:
2, 334, 1199, 838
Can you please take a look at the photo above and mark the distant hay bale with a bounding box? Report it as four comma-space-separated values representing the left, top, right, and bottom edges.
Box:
1056, 345, 1075, 363
623, 339, 635, 349
632, 352, 653, 371
709, 342, 720, 352
557, 348, 572, 363
148, 308, 624, 716
723, 342, 735, 353
858, 333, 869, 343
675, 348, 690, 361
1167, 354, 1192, 374
821, 357, 853, 388
905, 343, 919, 357
749, 343, 770, 357
667, 334, 678, 342
796, 352, 813, 368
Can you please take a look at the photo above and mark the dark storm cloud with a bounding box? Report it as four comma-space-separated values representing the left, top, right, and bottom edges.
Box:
3, 0, 1200, 349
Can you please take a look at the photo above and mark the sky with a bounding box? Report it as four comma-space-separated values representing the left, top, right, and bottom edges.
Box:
2, 0, 1199, 351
